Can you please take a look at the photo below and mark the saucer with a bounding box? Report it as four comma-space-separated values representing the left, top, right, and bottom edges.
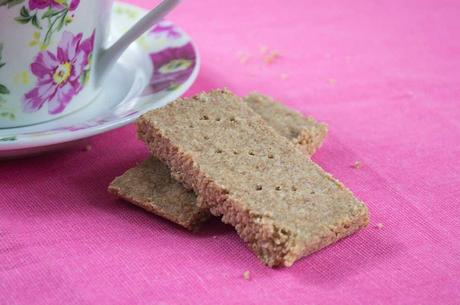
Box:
0, 2, 200, 158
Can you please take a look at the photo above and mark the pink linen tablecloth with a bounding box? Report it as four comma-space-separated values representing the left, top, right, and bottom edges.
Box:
1, 0, 460, 304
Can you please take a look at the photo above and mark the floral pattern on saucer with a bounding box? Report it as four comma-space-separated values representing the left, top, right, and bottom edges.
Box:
143, 22, 197, 94
144, 42, 196, 94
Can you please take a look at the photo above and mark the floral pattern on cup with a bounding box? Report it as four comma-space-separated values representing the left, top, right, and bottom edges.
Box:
24, 30, 94, 114
0, 43, 9, 100
0, 43, 16, 121
1, 0, 80, 48
146, 42, 196, 94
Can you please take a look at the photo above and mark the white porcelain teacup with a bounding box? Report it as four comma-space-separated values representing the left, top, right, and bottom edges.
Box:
0, 0, 180, 128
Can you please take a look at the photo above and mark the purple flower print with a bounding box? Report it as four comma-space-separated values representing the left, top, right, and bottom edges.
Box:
146, 43, 196, 94
28, 0, 79, 11
68, 0, 79, 10
151, 23, 182, 39
23, 30, 95, 114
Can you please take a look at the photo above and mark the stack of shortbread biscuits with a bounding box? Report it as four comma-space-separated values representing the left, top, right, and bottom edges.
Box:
109, 90, 368, 267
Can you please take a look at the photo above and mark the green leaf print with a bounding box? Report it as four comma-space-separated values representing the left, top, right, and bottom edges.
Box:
0, 112, 15, 120
0, 84, 9, 95
0, 136, 17, 141
19, 5, 29, 17
31, 14, 41, 29
10, 3, 79, 48
0, 0, 25, 8
42, 7, 61, 19
43, 9, 70, 46
0, 43, 4, 64
0, 43, 11, 100
14, 7, 42, 29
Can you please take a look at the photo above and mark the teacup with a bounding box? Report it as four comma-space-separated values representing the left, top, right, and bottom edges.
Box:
0, 0, 180, 128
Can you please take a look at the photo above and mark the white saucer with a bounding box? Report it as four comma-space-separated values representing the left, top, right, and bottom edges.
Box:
0, 2, 200, 158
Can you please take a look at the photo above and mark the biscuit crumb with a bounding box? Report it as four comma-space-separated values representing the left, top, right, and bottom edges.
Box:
237, 51, 251, 64
258, 45, 280, 64
263, 50, 280, 64
243, 270, 250, 280
259, 45, 268, 54
375, 223, 384, 229
84, 145, 92, 152
351, 161, 361, 169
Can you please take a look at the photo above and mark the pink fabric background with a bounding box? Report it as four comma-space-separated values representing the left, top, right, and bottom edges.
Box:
1, 0, 460, 304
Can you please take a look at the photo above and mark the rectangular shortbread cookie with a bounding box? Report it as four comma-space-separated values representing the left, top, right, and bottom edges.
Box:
246, 93, 327, 155
109, 158, 209, 231
109, 94, 327, 231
